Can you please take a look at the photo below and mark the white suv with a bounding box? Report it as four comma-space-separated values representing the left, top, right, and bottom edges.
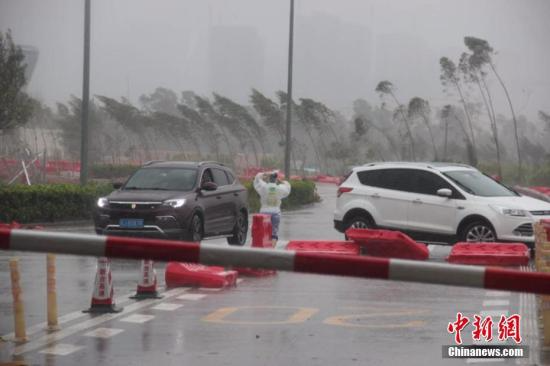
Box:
334, 162, 550, 246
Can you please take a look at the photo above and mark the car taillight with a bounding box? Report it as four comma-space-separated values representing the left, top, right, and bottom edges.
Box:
337, 187, 353, 197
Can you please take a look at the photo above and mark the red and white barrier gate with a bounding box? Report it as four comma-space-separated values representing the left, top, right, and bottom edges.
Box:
2, 227, 550, 295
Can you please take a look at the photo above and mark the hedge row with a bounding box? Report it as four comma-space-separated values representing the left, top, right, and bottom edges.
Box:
0, 180, 319, 223
0, 184, 113, 223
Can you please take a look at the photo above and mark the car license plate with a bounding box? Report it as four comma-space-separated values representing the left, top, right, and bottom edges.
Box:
119, 218, 144, 229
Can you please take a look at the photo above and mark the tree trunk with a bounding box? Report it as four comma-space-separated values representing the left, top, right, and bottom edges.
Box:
480, 76, 502, 178
390, 93, 416, 161
476, 76, 502, 178
422, 115, 438, 161
489, 62, 521, 182
452, 80, 478, 166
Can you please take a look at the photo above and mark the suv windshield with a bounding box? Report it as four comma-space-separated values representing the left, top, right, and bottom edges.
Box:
124, 168, 197, 191
443, 170, 517, 197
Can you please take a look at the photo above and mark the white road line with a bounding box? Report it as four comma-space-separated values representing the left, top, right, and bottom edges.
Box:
485, 291, 511, 297
480, 310, 509, 318
482, 300, 510, 307
199, 287, 223, 292
427, 245, 436, 254
177, 294, 206, 301
151, 303, 182, 311
38, 343, 83, 356
236, 278, 244, 284
13, 287, 188, 356
84, 328, 124, 339
1, 291, 137, 340
120, 314, 155, 324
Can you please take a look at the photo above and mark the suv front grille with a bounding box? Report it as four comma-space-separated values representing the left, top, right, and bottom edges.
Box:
530, 210, 550, 216
513, 223, 533, 237
110, 201, 163, 210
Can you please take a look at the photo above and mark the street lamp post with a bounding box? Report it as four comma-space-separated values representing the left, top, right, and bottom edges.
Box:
80, 0, 91, 185
284, 0, 295, 180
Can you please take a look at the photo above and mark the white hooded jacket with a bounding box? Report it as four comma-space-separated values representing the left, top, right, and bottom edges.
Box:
253, 172, 291, 214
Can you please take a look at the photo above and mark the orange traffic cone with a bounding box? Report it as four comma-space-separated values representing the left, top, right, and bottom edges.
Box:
130, 259, 162, 300
83, 257, 122, 313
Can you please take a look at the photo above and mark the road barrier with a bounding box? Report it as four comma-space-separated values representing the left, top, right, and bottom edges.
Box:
46, 254, 59, 331
4, 227, 550, 295
236, 214, 276, 276
534, 220, 550, 346
83, 257, 122, 313
447, 242, 530, 266
130, 260, 162, 299
9, 258, 27, 342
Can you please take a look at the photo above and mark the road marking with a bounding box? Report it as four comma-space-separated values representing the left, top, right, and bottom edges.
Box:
12, 287, 188, 356
152, 303, 183, 311
236, 278, 244, 284
1, 291, 137, 341
84, 328, 124, 339
199, 287, 223, 292
177, 294, 206, 301
485, 291, 511, 297
480, 310, 508, 318
38, 343, 83, 356
203, 306, 318, 325
482, 300, 510, 307
428, 245, 436, 254
323, 309, 428, 329
120, 314, 155, 324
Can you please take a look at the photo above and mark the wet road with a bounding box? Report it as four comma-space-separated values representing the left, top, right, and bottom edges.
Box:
0, 183, 541, 365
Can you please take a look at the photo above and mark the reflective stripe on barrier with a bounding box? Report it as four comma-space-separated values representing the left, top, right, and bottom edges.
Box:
2, 227, 550, 295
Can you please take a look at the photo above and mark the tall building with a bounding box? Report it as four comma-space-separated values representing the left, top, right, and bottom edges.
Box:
209, 26, 264, 102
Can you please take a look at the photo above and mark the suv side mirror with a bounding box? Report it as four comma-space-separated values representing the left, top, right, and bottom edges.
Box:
437, 188, 452, 198
113, 182, 123, 189
201, 181, 218, 191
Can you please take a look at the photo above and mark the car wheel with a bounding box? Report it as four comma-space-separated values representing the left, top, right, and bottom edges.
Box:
347, 215, 374, 230
227, 211, 248, 246
185, 214, 203, 242
460, 221, 496, 242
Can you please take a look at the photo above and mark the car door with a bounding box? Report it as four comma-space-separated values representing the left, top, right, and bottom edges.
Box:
364, 168, 413, 230
199, 168, 225, 235
211, 168, 234, 233
406, 170, 460, 235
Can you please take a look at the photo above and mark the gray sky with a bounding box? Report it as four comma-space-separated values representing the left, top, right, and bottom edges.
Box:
1, 0, 549, 119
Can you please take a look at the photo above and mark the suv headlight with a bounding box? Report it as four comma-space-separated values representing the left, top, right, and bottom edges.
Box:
164, 199, 186, 208
97, 197, 109, 208
490, 205, 527, 217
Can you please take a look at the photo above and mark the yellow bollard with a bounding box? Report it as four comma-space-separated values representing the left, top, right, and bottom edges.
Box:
9, 258, 27, 342
47, 254, 59, 331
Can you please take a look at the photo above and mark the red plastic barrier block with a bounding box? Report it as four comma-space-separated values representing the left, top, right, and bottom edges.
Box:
447, 242, 529, 266
165, 262, 238, 288
252, 214, 272, 248
346, 228, 429, 260
286, 240, 360, 256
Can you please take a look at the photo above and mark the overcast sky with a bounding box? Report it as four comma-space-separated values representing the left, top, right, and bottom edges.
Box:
1, 0, 549, 119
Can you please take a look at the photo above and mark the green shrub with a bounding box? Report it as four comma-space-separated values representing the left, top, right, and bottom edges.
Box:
243, 179, 320, 213
0, 183, 113, 223
90, 164, 139, 179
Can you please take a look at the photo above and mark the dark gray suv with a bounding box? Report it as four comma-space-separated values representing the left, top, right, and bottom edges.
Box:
93, 161, 248, 245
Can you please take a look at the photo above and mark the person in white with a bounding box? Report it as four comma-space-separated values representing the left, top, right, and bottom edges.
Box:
253, 171, 291, 246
